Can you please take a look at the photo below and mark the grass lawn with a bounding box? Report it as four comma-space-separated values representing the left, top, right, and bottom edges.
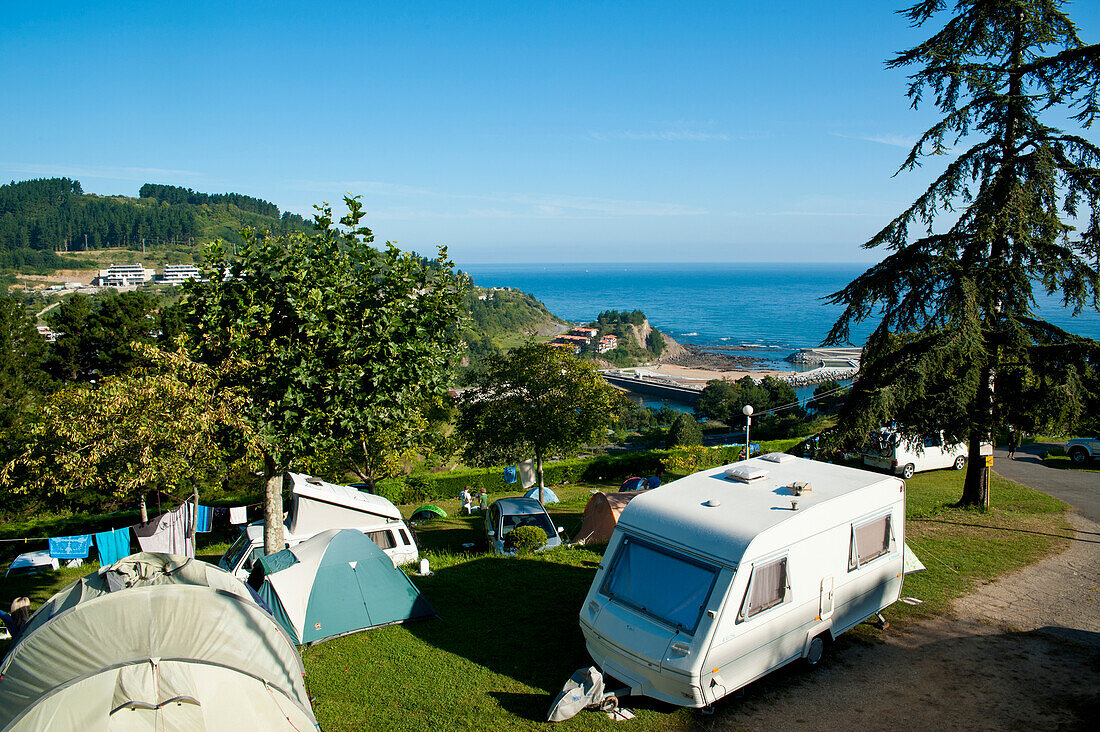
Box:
1040, 455, 1100, 473
0, 468, 1074, 729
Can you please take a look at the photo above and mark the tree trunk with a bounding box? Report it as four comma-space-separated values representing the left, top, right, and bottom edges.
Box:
263, 454, 285, 555
191, 484, 199, 556
959, 364, 995, 507
535, 446, 545, 505
139, 495, 148, 523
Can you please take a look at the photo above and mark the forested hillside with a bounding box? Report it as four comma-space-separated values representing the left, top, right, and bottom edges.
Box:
0, 178, 310, 273
461, 287, 567, 365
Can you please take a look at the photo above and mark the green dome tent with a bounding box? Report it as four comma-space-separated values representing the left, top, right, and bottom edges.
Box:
0, 553, 316, 731
410, 504, 447, 521
250, 529, 436, 646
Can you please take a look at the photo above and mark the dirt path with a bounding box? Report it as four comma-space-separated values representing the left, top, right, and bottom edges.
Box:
705, 513, 1100, 730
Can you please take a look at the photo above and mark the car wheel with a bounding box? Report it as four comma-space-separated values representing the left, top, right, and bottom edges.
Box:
954, 456, 966, 470
1069, 447, 1089, 465
805, 634, 827, 666
901, 464, 915, 479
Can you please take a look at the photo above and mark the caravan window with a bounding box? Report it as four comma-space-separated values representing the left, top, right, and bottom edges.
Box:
600, 536, 719, 635
849, 515, 894, 571
738, 557, 790, 621
368, 529, 397, 550
399, 529, 412, 546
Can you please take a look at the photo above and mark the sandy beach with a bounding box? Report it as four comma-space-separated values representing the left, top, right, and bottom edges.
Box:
628, 363, 787, 384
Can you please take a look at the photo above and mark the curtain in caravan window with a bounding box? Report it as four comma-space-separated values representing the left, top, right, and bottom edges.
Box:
743, 557, 787, 619
368, 529, 397, 550
849, 515, 893, 570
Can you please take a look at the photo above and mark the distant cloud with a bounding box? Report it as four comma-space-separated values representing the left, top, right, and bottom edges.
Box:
831, 132, 916, 148
588, 129, 730, 142
286, 178, 704, 219
3, 163, 201, 181
757, 210, 878, 217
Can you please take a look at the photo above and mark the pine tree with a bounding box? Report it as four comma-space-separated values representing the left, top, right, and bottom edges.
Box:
827, 0, 1100, 506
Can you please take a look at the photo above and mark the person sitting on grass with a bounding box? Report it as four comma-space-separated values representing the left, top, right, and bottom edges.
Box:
479, 488, 489, 512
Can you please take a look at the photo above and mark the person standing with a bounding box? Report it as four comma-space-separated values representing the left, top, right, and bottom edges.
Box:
460, 486, 473, 515
1007, 430, 1019, 460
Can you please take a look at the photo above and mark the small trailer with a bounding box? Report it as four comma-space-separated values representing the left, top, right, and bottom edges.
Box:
560, 454, 906, 716
219, 472, 418, 580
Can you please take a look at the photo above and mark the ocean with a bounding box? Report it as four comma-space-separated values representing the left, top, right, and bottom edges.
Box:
459, 262, 1100, 359
460, 262, 1100, 410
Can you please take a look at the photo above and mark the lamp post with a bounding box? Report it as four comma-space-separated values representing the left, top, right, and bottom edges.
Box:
743, 404, 754, 461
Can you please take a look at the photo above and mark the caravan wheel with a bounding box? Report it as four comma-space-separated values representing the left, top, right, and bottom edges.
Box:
805, 635, 827, 666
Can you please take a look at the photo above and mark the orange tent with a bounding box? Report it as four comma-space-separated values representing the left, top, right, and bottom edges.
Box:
573, 491, 643, 545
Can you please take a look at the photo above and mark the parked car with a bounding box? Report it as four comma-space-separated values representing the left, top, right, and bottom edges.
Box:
862, 429, 991, 479
484, 497, 565, 554
1065, 437, 1100, 465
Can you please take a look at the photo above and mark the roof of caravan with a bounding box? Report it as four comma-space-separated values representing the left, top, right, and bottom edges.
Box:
287, 472, 402, 520
616, 454, 902, 566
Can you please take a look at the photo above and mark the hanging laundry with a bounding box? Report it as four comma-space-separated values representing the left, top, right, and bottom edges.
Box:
48, 535, 93, 559
503, 466, 518, 484
229, 506, 248, 525
132, 503, 194, 557
195, 505, 212, 533
94, 527, 132, 567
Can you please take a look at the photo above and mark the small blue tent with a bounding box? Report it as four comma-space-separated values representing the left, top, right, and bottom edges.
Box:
249, 529, 435, 645
523, 486, 560, 504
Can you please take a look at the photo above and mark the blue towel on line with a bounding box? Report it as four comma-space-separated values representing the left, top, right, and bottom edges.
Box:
503, 466, 518, 484
195, 505, 212, 533
48, 534, 93, 560
94, 527, 131, 567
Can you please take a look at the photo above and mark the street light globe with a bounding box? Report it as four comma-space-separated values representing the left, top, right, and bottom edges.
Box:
742, 404, 754, 416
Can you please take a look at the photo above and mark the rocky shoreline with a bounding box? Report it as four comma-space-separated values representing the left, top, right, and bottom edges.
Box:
659, 345, 770, 371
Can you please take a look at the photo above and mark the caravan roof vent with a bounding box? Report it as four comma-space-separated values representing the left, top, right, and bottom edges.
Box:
761, 452, 795, 464
704, 499, 721, 507
724, 466, 769, 482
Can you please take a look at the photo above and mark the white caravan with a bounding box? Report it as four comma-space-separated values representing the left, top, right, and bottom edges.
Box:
577, 454, 905, 709
862, 429, 992, 479
219, 473, 418, 580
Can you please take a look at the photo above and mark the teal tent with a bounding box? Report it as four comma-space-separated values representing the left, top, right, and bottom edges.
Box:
523, 486, 560, 504
249, 529, 435, 645
410, 504, 447, 521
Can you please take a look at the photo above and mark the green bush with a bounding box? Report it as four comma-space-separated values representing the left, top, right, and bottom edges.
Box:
666, 413, 703, 447
504, 525, 548, 554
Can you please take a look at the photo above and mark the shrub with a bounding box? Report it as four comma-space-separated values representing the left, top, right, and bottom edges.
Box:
504, 525, 547, 554
667, 413, 703, 447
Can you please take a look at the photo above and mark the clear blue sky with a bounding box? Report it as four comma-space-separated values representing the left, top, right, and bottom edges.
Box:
3, 1, 1098, 265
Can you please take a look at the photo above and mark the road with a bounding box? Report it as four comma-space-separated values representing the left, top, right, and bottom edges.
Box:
992, 442, 1099, 523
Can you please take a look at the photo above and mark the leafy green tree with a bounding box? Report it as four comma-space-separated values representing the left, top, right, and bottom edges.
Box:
0, 296, 48, 454
809, 380, 849, 414
457, 343, 624, 502
826, 0, 1100, 505
666, 412, 704, 447
185, 197, 467, 553
44, 290, 165, 381
2, 344, 243, 516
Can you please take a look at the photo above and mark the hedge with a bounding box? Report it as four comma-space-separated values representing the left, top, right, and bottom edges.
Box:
375, 439, 801, 505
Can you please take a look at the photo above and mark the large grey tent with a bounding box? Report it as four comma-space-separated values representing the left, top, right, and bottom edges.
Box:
250, 528, 435, 645
0, 553, 317, 731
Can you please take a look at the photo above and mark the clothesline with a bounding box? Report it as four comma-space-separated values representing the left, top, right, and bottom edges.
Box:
0, 500, 263, 545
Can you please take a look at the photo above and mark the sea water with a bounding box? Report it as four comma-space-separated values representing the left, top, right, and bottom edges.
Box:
460, 262, 1100, 410
460, 262, 1100, 355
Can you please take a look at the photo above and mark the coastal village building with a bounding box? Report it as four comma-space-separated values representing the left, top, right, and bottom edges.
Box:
96, 263, 155, 288
156, 264, 205, 285
597, 335, 617, 353
569, 327, 598, 338
549, 341, 581, 354
36, 325, 56, 342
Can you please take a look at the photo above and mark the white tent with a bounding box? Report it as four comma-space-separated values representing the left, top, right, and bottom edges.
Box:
0, 553, 316, 731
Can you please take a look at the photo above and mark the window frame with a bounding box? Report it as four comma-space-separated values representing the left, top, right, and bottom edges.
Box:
848, 513, 895, 572
737, 555, 791, 623
599, 535, 721, 635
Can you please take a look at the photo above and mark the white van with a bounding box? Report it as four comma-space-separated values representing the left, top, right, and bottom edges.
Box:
219, 473, 418, 581
862, 429, 992, 479
576, 454, 906, 710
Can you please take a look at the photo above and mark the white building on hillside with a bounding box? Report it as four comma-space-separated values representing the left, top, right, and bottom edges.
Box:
96, 264, 155, 288
157, 264, 205, 285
